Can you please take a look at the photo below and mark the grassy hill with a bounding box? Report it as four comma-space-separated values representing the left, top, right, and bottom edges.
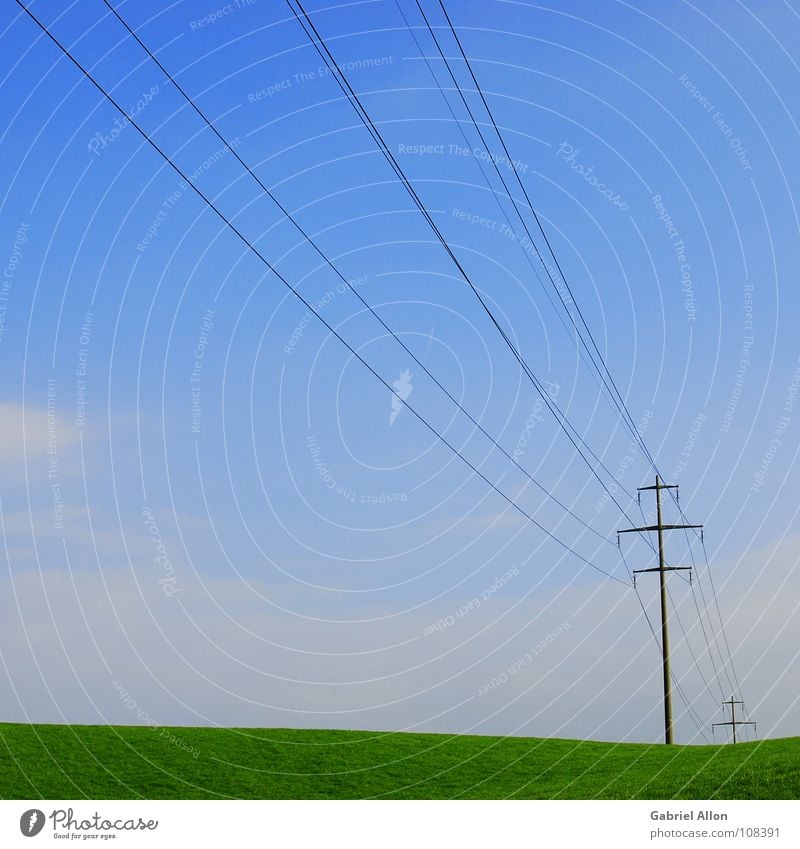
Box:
1, 723, 797, 799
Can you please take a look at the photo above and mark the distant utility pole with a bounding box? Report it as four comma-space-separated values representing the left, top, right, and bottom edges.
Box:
618, 475, 703, 744
713, 697, 756, 744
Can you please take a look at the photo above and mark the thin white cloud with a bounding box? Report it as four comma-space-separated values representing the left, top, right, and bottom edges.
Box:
0, 534, 796, 742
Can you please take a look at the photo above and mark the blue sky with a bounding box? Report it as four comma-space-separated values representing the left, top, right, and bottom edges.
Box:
1, 0, 799, 744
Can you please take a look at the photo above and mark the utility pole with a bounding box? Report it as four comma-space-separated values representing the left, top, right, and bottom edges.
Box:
713, 697, 756, 744
618, 475, 702, 744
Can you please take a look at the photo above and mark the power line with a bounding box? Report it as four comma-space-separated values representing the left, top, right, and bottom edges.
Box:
669, 498, 742, 705
666, 492, 739, 701
327, 0, 743, 738
674, 512, 736, 696
434, 0, 746, 713
99, 0, 612, 547
667, 583, 726, 705
640, 492, 733, 700
688, 570, 738, 699
700, 535, 743, 696
13, 0, 629, 587
712, 696, 756, 744
23, 0, 745, 739
619, 475, 703, 744
622, 542, 710, 743
413, 0, 650, 460
392, 0, 608, 403
435, 0, 654, 467
284, 2, 748, 728
285, 0, 649, 528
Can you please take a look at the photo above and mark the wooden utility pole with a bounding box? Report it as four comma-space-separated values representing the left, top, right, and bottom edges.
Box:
618, 475, 702, 744
713, 697, 756, 744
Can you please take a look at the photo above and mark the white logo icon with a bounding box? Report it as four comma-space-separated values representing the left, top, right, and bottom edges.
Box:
20, 808, 45, 837
390, 369, 413, 425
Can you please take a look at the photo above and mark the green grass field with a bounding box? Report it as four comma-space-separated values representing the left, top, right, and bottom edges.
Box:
0, 723, 797, 799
